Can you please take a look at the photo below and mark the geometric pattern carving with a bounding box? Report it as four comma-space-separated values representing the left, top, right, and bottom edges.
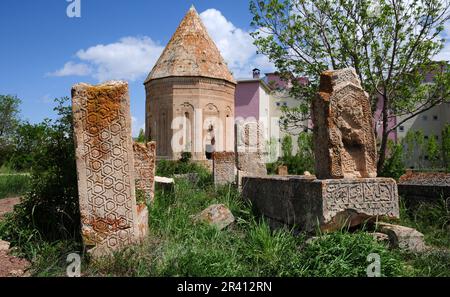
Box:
133, 141, 156, 204
312, 68, 377, 179
72, 81, 144, 257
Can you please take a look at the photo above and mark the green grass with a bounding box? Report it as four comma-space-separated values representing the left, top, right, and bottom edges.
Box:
0, 174, 30, 199
398, 197, 450, 248
1, 166, 449, 277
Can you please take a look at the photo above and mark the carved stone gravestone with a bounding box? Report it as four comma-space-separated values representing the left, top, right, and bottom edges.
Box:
235, 120, 267, 177
242, 68, 399, 232
212, 152, 235, 186
72, 81, 148, 257
133, 141, 156, 204
312, 68, 377, 179
277, 165, 288, 176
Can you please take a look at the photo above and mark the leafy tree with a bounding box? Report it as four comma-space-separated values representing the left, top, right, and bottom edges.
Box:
250, 0, 450, 173
0, 95, 21, 166
380, 140, 405, 179
442, 124, 450, 172
426, 134, 441, 168
9, 121, 51, 171
281, 134, 293, 158
136, 128, 146, 143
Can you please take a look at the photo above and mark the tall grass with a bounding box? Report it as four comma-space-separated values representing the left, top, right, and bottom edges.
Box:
0, 174, 30, 199
86, 179, 407, 277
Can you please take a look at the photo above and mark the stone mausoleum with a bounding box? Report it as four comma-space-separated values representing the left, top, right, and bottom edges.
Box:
144, 6, 236, 161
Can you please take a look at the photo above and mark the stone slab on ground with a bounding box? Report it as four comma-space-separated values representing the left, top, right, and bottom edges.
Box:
242, 176, 399, 232
193, 204, 235, 230
398, 171, 450, 208
377, 222, 427, 253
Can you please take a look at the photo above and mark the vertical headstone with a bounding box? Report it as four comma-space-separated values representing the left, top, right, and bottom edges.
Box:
72, 81, 146, 257
212, 152, 235, 186
312, 68, 377, 179
235, 121, 267, 177
277, 165, 288, 176
133, 141, 156, 204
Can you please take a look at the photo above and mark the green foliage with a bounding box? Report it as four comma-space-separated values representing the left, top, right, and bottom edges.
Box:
0, 97, 80, 246
86, 180, 406, 277
179, 151, 192, 163
298, 232, 406, 277
402, 130, 444, 170
0, 174, 30, 199
250, 0, 450, 172
380, 140, 405, 180
442, 124, 450, 172
156, 159, 212, 187
281, 134, 293, 158
398, 197, 450, 248
268, 132, 314, 175
426, 135, 441, 167
8, 121, 51, 171
136, 128, 146, 143
0, 95, 21, 166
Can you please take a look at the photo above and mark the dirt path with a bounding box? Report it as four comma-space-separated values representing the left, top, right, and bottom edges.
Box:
0, 197, 21, 220
0, 197, 31, 277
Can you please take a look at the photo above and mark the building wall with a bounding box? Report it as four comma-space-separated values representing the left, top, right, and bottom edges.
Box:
145, 76, 235, 161
235, 81, 260, 120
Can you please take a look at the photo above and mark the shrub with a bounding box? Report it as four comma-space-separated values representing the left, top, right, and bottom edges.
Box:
443, 124, 450, 172
380, 140, 405, 180
0, 97, 80, 249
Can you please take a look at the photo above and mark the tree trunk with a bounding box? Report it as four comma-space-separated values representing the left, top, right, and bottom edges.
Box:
377, 95, 389, 174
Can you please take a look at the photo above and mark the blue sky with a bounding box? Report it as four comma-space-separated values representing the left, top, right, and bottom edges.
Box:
0, 0, 274, 136
2, 1, 450, 136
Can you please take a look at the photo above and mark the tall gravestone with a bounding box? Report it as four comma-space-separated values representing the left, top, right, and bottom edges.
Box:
212, 152, 235, 186
72, 81, 148, 257
312, 68, 377, 179
133, 141, 156, 204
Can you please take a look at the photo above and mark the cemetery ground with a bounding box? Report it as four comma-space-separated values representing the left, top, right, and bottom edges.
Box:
0, 162, 448, 277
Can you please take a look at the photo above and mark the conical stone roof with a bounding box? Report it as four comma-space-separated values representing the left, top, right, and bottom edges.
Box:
144, 6, 236, 84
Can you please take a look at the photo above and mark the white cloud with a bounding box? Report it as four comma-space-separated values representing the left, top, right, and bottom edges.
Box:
50, 36, 163, 82
200, 8, 275, 79
49, 9, 275, 81
48, 61, 92, 77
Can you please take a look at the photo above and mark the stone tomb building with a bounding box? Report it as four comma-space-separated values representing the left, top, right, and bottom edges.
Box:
144, 6, 236, 161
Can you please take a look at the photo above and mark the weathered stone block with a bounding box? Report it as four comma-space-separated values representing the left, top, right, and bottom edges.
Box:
235, 120, 267, 177
212, 152, 235, 185
133, 141, 156, 204
398, 171, 450, 208
242, 176, 399, 232
312, 68, 377, 179
277, 165, 288, 176
193, 204, 235, 230
377, 222, 427, 253
72, 81, 147, 257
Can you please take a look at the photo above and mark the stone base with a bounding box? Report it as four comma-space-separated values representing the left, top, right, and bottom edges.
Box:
242, 176, 399, 232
